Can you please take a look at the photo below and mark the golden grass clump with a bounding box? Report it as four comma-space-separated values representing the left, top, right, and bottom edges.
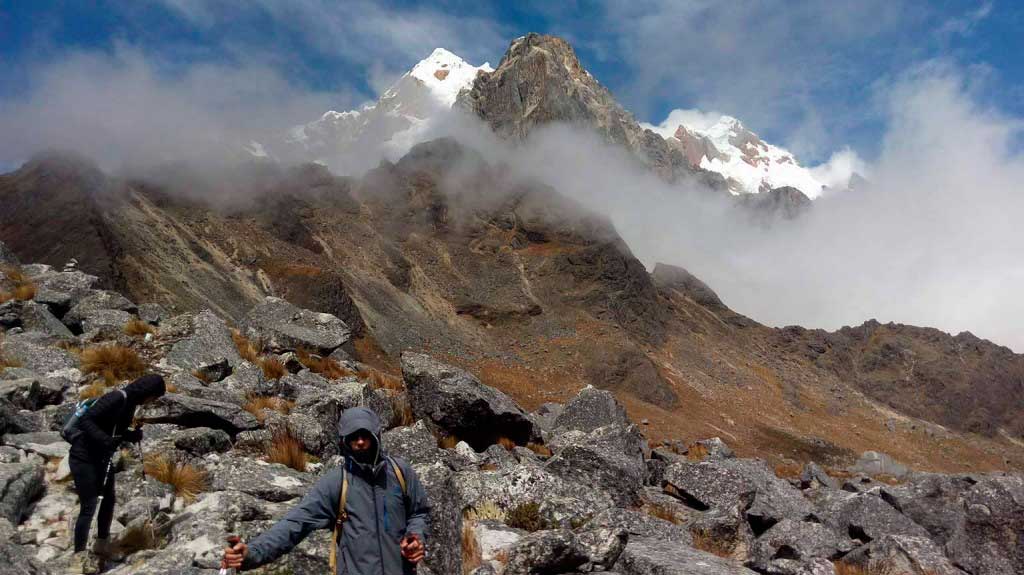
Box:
259, 356, 287, 380
297, 348, 353, 380
645, 502, 681, 525
143, 454, 208, 501
526, 442, 553, 457
0, 351, 22, 372
266, 430, 308, 472
81, 345, 147, 382
689, 529, 734, 559
116, 519, 158, 554
390, 394, 415, 428
79, 382, 109, 400
438, 435, 460, 450
243, 394, 294, 424
686, 442, 710, 461
774, 462, 804, 479
359, 366, 403, 391
496, 436, 516, 451
464, 500, 506, 523
231, 329, 261, 364
0, 267, 36, 303
461, 515, 482, 574
123, 319, 156, 337
191, 369, 213, 384
505, 501, 548, 532
831, 562, 908, 575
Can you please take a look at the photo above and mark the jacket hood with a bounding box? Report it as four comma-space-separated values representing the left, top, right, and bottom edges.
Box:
123, 374, 166, 405
337, 406, 383, 438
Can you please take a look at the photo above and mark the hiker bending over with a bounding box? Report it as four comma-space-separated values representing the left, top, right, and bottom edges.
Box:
222, 406, 431, 574
67, 374, 166, 571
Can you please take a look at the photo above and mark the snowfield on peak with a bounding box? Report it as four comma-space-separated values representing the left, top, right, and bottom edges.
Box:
407, 48, 493, 107
643, 111, 861, 199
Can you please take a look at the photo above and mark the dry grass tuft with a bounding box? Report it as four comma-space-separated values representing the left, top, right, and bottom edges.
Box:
461, 515, 482, 574
774, 462, 804, 479
243, 394, 294, 424
526, 442, 553, 457
390, 393, 415, 428
0, 267, 36, 303
690, 529, 734, 558
506, 501, 548, 532
143, 454, 208, 502
79, 382, 109, 400
116, 519, 158, 554
645, 502, 681, 525
496, 436, 516, 451
831, 562, 910, 575
123, 319, 156, 337
258, 356, 287, 380
297, 348, 353, 380
438, 434, 460, 450
81, 345, 147, 382
686, 442, 709, 461
191, 369, 212, 384
464, 500, 506, 523
359, 366, 403, 391
231, 329, 261, 364
266, 430, 308, 472
0, 352, 22, 372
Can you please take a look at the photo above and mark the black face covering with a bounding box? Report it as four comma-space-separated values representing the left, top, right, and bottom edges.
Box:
345, 430, 378, 465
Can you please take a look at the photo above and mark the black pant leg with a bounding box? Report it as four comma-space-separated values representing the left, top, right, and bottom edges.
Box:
95, 468, 116, 539
70, 456, 101, 552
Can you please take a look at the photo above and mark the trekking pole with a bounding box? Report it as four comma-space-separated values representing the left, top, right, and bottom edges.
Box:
134, 431, 156, 544
95, 433, 121, 511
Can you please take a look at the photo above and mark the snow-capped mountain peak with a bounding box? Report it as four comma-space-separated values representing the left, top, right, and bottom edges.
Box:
405, 48, 493, 107
645, 112, 835, 198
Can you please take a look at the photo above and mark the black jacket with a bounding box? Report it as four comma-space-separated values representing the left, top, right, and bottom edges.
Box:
70, 374, 165, 459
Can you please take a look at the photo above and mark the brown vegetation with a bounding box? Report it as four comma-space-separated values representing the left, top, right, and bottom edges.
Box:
359, 366, 403, 391
526, 442, 553, 457
81, 345, 147, 382
123, 319, 156, 337
505, 501, 548, 532
191, 370, 212, 384
243, 394, 294, 424
438, 435, 460, 450
686, 442, 709, 461
259, 356, 287, 380
831, 561, 918, 575
689, 529, 734, 559
460, 515, 482, 574
79, 382, 108, 400
143, 454, 208, 502
231, 329, 261, 363
0, 267, 36, 303
644, 502, 681, 525
774, 462, 804, 479
266, 430, 308, 472
390, 394, 415, 428
496, 436, 516, 451
0, 351, 21, 372
297, 348, 352, 379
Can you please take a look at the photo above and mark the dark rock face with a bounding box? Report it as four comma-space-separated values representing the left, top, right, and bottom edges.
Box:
616, 537, 759, 574
165, 309, 243, 373
0, 241, 18, 266
552, 386, 629, 434
172, 427, 232, 456
0, 462, 44, 523
736, 186, 812, 222
0, 300, 74, 339
652, 263, 726, 310
747, 519, 853, 572
944, 474, 1024, 575
842, 535, 966, 575
808, 489, 930, 543
0, 518, 48, 574
503, 529, 589, 575
62, 289, 137, 332
138, 393, 259, 436
402, 352, 537, 449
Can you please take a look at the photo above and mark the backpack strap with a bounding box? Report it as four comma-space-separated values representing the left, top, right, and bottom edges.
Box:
389, 456, 408, 497
329, 465, 350, 574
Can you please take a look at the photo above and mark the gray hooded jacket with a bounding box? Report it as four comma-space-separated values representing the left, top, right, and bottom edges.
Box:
243, 407, 431, 574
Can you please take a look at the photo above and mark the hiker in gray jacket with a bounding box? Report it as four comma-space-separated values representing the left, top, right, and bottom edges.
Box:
221, 406, 431, 574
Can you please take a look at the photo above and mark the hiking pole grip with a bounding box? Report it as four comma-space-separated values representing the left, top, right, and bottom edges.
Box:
220, 535, 241, 574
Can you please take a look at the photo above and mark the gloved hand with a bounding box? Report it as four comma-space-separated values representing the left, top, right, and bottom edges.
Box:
122, 428, 144, 444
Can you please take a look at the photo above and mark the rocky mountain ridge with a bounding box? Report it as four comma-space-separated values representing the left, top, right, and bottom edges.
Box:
0, 254, 1020, 574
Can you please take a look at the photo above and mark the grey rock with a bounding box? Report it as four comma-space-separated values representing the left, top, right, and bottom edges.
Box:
138, 393, 259, 435
165, 310, 242, 373
416, 461, 460, 575
0, 300, 74, 338
0, 398, 41, 435
576, 525, 629, 568
881, 472, 972, 545
290, 379, 389, 457
173, 427, 232, 456
849, 451, 909, 479
167, 372, 245, 405
0, 461, 45, 523
531, 402, 564, 434
78, 308, 134, 338
2, 431, 69, 459
242, 296, 352, 355
0, 332, 79, 375
503, 529, 588, 575
663, 458, 813, 533
547, 424, 646, 506
587, 507, 692, 545
166, 489, 273, 569
382, 420, 444, 467
32, 270, 100, 315
689, 501, 755, 561
842, 534, 966, 575
793, 558, 837, 575
209, 456, 313, 502
747, 519, 853, 572
0, 518, 48, 574
800, 462, 839, 490
0, 376, 65, 411
944, 473, 1024, 575
137, 302, 167, 325
552, 385, 630, 434
616, 537, 759, 574
808, 489, 930, 543
484, 443, 518, 469
220, 360, 266, 395
694, 437, 735, 460
402, 352, 536, 449
63, 289, 137, 331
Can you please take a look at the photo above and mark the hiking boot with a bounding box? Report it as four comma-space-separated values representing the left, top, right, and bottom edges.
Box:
65, 551, 101, 574
92, 538, 112, 558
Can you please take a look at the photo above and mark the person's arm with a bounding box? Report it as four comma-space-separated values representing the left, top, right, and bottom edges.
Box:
242, 466, 342, 569
403, 463, 431, 543
78, 392, 124, 451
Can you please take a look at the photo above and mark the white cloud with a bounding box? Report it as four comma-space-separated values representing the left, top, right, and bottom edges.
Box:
639, 108, 725, 137
938, 1, 993, 37
808, 148, 868, 191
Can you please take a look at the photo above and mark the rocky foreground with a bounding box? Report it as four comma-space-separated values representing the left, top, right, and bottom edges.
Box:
0, 245, 1021, 575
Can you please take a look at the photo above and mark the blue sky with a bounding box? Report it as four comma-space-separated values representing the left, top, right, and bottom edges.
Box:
1, 0, 1022, 164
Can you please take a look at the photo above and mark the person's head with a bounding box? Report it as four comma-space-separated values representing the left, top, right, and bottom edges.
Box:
337, 407, 383, 465
123, 374, 166, 406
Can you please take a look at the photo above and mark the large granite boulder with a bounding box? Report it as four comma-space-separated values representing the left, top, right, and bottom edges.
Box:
79, 308, 135, 339
2, 431, 69, 459
31, 269, 100, 316
546, 423, 646, 506
165, 309, 242, 373
402, 352, 536, 449
849, 451, 909, 479
209, 456, 314, 502
62, 289, 137, 332
808, 489, 930, 543
552, 385, 630, 434
883, 472, 974, 545
842, 534, 966, 575
0, 332, 79, 376
944, 474, 1024, 575
383, 420, 445, 467
747, 519, 853, 573
0, 300, 74, 338
242, 296, 351, 355
502, 529, 589, 575
173, 427, 232, 456
416, 461, 461, 575
0, 461, 44, 523
138, 393, 259, 435
615, 537, 759, 574
0, 376, 66, 411
0, 518, 48, 574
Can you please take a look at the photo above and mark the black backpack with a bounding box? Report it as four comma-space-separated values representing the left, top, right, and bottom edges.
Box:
61, 389, 127, 443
